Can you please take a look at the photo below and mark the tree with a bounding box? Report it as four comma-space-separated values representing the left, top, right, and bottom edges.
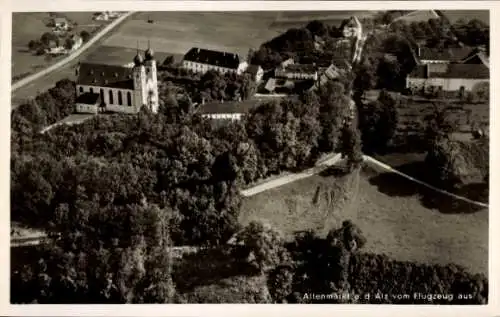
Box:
80, 30, 90, 42
40, 32, 58, 47
267, 264, 294, 303
339, 124, 363, 171
64, 38, 75, 50
233, 221, 289, 273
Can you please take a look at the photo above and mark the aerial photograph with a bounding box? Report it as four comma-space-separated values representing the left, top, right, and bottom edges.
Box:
10, 9, 489, 304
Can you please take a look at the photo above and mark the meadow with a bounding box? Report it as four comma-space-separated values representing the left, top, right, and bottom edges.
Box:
441, 10, 490, 24
101, 11, 376, 59
239, 163, 488, 275
11, 12, 110, 82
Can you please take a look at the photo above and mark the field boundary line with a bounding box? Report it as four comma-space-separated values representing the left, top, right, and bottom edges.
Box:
363, 155, 489, 208
11, 12, 134, 92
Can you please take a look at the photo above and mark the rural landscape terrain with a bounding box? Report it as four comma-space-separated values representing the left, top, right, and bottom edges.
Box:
10, 9, 489, 305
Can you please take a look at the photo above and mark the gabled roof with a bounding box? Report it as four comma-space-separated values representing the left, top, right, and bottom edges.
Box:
76, 92, 100, 105
280, 64, 318, 74
462, 51, 489, 68
409, 64, 490, 79
198, 100, 259, 114
77, 62, 134, 90
184, 47, 241, 69
418, 47, 474, 62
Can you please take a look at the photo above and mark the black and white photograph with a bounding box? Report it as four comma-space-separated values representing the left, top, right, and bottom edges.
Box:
5, 1, 495, 312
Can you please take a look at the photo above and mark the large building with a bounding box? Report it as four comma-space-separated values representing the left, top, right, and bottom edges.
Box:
75, 47, 159, 114
406, 63, 489, 93
182, 47, 248, 75
415, 46, 474, 65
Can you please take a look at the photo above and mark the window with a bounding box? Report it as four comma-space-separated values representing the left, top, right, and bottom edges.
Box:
79, 86, 83, 93
118, 91, 123, 105
100, 89, 104, 103
127, 91, 132, 106
109, 90, 114, 104
89, 87, 94, 94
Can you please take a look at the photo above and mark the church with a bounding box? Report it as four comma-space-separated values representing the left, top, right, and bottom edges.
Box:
75, 45, 159, 114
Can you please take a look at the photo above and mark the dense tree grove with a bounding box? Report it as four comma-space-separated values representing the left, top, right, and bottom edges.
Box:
262, 221, 488, 304
250, 20, 350, 71
357, 90, 399, 154
158, 68, 256, 104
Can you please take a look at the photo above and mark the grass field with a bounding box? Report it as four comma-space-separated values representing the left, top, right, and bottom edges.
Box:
239, 163, 488, 275
102, 11, 376, 59
441, 10, 490, 24
11, 12, 111, 82
85, 45, 182, 66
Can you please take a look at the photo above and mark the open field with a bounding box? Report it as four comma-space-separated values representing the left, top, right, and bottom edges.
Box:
102, 11, 375, 58
239, 162, 488, 275
441, 10, 490, 24
85, 45, 181, 66
12, 12, 111, 82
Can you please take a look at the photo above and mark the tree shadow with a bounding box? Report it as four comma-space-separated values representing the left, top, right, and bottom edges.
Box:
367, 162, 488, 214
319, 164, 350, 178
172, 247, 256, 293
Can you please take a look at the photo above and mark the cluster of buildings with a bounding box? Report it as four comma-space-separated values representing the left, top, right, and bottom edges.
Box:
45, 34, 83, 55
74, 15, 363, 119
405, 45, 490, 95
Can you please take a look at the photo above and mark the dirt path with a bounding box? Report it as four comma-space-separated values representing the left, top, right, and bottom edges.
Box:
363, 155, 489, 208
240, 153, 342, 197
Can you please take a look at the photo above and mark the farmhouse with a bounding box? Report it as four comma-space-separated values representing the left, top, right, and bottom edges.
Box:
406, 63, 489, 94
182, 47, 248, 75
196, 100, 259, 121
75, 47, 159, 114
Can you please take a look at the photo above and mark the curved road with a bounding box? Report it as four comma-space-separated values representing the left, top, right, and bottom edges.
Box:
11, 12, 134, 109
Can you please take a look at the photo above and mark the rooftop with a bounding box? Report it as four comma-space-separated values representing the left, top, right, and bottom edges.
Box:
77, 62, 135, 90
418, 46, 474, 62
184, 47, 241, 69
197, 99, 260, 115
409, 64, 490, 79
281, 64, 318, 74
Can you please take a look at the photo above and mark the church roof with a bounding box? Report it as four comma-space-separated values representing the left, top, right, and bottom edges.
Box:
184, 47, 241, 69
77, 62, 134, 90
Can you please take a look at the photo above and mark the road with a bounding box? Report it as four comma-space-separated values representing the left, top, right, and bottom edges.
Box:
11, 12, 134, 108
241, 153, 342, 197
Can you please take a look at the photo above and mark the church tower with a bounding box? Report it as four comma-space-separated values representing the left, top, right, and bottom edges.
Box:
143, 40, 159, 114
132, 48, 147, 112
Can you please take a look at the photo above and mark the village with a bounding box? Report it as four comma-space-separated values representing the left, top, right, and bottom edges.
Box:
10, 9, 490, 305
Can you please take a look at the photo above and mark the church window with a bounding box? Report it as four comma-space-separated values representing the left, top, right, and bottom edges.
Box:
79, 86, 83, 93
118, 91, 123, 105
109, 90, 114, 104
127, 92, 132, 106
90, 87, 94, 94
